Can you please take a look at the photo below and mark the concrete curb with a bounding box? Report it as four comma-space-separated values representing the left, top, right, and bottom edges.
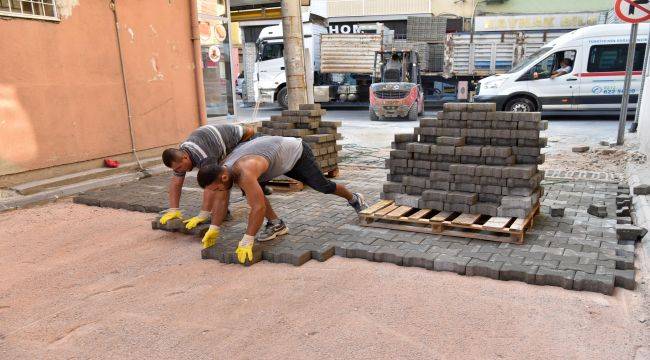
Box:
0, 166, 169, 213
628, 174, 650, 279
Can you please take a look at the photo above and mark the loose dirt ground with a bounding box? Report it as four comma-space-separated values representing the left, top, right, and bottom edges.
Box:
1, 202, 649, 359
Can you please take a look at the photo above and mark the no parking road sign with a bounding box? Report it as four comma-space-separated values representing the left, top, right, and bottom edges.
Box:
615, 0, 650, 23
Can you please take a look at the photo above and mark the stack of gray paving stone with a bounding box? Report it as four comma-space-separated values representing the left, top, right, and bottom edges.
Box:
258, 104, 342, 175
382, 102, 547, 218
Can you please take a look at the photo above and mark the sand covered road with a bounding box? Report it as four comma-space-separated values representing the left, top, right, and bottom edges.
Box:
0, 201, 648, 359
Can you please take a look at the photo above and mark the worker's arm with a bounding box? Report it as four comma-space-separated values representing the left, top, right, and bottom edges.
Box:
241, 125, 255, 142
201, 189, 230, 249
239, 171, 266, 237
160, 175, 185, 224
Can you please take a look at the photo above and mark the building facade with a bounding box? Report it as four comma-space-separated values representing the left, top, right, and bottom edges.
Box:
0, 0, 202, 184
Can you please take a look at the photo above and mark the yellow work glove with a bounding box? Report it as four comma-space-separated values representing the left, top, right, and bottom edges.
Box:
159, 208, 182, 225
236, 234, 255, 264
202, 225, 220, 249
183, 210, 210, 230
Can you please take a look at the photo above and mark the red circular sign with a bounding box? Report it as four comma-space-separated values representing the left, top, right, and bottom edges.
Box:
615, 0, 650, 23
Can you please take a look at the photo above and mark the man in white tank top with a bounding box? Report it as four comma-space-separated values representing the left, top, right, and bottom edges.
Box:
196, 136, 367, 264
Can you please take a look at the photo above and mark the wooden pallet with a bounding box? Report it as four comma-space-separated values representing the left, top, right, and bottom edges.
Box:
267, 178, 304, 192
359, 200, 540, 244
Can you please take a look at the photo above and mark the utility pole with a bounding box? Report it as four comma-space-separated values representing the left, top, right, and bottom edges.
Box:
617, 23, 638, 145
281, 0, 308, 110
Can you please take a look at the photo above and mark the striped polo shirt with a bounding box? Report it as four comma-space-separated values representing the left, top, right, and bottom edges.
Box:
174, 124, 244, 177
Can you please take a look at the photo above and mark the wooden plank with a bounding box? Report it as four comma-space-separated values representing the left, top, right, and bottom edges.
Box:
451, 213, 481, 226
375, 204, 399, 217
483, 217, 513, 231
362, 221, 438, 235
430, 211, 452, 222
409, 209, 432, 220
442, 229, 517, 243
386, 206, 413, 219
360, 200, 393, 215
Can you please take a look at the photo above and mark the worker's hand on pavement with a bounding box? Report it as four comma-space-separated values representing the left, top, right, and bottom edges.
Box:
183, 210, 210, 230
159, 208, 182, 225
202, 225, 220, 249
236, 234, 255, 264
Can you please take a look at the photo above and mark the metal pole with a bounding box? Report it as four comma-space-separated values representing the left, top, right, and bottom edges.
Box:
281, 0, 308, 110
617, 23, 639, 145
630, 23, 650, 133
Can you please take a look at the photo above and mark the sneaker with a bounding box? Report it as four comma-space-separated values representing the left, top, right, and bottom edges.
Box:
349, 193, 368, 213
263, 185, 273, 195
257, 220, 288, 241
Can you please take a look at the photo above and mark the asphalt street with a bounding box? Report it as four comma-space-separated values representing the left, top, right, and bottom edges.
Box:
226, 103, 629, 152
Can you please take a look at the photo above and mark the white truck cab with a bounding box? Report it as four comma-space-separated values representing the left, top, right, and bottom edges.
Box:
254, 22, 326, 108
475, 24, 648, 114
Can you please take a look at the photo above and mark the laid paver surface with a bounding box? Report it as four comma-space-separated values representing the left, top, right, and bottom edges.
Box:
74, 165, 635, 294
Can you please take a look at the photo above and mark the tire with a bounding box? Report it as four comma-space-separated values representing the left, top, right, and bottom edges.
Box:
505, 97, 536, 112
277, 87, 288, 109
407, 102, 419, 121
369, 109, 380, 121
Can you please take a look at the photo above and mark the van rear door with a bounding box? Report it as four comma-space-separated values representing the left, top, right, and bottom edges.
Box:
577, 41, 646, 111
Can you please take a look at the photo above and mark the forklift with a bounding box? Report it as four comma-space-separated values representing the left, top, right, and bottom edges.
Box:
369, 50, 424, 121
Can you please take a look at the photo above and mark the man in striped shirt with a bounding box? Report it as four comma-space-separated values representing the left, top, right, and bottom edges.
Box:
158, 124, 255, 230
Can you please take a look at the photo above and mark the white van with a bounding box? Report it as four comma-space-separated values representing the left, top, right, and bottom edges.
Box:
474, 24, 648, 114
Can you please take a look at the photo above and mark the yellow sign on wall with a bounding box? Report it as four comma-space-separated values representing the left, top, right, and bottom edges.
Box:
475, 12, 603, 32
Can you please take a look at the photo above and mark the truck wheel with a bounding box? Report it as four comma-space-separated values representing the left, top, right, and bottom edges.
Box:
277, 87, 289, 109
505, 97, 536, 112
369, 109, 380, 121
407, 102, 419, 121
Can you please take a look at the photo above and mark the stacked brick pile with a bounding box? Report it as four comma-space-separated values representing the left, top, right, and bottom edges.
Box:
382, 102, 547, 218
258, 104, 341, 175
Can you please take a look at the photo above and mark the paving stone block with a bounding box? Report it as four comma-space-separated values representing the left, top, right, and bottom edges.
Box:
481, 146, 512, 158
433, 254, 471, 275
470, 202, 499, 216
346, 243, 381, 260
633, 184, 650, 195
180, 223, 211, 237
395, 194, 421, 208
403, 251, 438, 269
475, 165, 503, 178
511, 112, 542, 122
444, 203, 471, 213
390, 150, 410, 159
523, 258, 560, 268
588, 203, 608, 218
502, 165, 536, 179
573, 271, 614, 294
73, 195, 101, 207
501, 195, 533, 209
535, 268, 575, 289
443, 103, 467, 112
372, 247, 406, 265
499, 263, 538, 283
153, 217, 184, 232
421, 200, 444, 210
551, 206, 565, 217
558, 262, 597, 274
492, 120, 519, 130
466, 259, 502, 279
449, 164, 477, 176
430, 145, 457, 156
466, 103, 496, 112
429, 170, 452, 182
406, 142, 431, 154
479, 176, 508, 186
455, 146, 483, 157
422, 189, 447, 202
446, 191, 478, 205
276, 249, 312, 266
616, 207, 631, 217
451, 183, 477, 193
437, 136, 465, 146
614, 269, 636, 290
616, 224, 646, 241
299, 243, 335, 262
383, 182, 404, 193
394, 133, 418, 143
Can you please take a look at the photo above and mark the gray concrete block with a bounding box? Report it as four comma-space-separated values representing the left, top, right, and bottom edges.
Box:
430, 145, 457, 155
433, 254, 471, 274
573, 271, 614, 294
453, 175, 479, 184
422, 117, 443, 126
451, 183, 477, 193
461, 128, 486, 137
491, 138, 519, 146
588, 203, 608, 218
481, 146, 512, 158
277, 249, 312, 266
466, 103, 496, 112
449, 164, 477, 176
444, 203, 471, 213
614, 269, 635, 290
479, 176, 508, 186
484, 156, 516, 166
430, 170, 452, 182
475, 165, 503, 178
443, 103, 467, 112
535, 268, 575, 289
395, 194, 421, 208
616, 224, 646, 241
422, 189, 447, 202
470, 202, 499, 216
477, 184, 502, 195
430, 181, 451, 191
633, 184, 650, 195
403, 175, 428, 188
512, 146, 541, 156
558, 262, 597, 274
421, 200, 444, 210
498, 207, 529, 218
437, 136, 465, 146
502, 165, 537, 179
511, 112, 541, 122
444, 111, 462, 120
73, 195, 101, 207
403, 251, 438, 268
551, 205, 565, 217
388, 159, 408, 168
466, 259, 503, 279
455, 146, 483, 157
499, 263, 538, 284
460, 155, 484, 164
492, 120, 519, 130
394, 133, 418, 143
446, 191, 478, 205
346, 243, 381, 260
502, 187, 536, 197
372, 247, 406, 265
383, 182, 404, 193
406, 142, 431, 154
